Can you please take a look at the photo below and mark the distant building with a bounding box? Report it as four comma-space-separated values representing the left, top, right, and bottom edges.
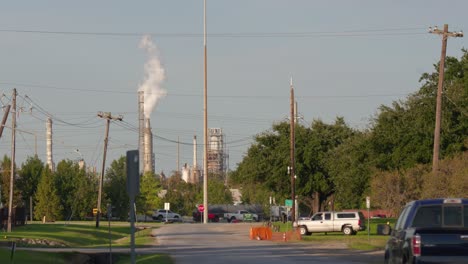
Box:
207, 128, 225, 175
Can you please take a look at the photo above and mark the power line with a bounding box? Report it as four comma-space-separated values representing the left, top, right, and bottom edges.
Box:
0, 27, 427, 38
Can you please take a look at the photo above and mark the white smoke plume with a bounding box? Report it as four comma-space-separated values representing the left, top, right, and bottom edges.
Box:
138, 35, 167, 119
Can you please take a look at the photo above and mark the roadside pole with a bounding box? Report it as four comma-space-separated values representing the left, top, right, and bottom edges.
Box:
366, 196, 370, 240
126, 150, 140, 264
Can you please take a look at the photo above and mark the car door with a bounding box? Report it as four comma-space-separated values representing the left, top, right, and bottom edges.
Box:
387, 205, 410, 263
321, 213, 334, 232
307, 213, 327, 232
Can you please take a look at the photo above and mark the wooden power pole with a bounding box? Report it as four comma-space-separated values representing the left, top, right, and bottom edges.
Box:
429, 24, 463, 175
7, 89, 17, 232
290, 78, 296, 225
96, 112, 123, 228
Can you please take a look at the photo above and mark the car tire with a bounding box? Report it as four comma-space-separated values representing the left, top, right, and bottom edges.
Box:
342, 226, 353, 235
230, 216, 236, 223
157, 215, 163, 221
299, 226, 310, 236
214, 216, 219, 222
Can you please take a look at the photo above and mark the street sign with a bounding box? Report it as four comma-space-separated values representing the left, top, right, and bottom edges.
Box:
198, 204, 205, 212
93, 208, 98, 216
164, 202, 170, 210
285, 199, 293, 207
366, 196, 370, 209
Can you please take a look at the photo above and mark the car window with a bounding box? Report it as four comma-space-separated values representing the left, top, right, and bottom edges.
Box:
312, 213, 323, 220
336, 213, 355, 219
324, 213, 331, 220
395, 206, 411, 230
411, 205, 441, 228
443, 206, 462, 227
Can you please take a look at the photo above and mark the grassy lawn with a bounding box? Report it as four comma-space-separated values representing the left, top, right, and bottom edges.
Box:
273, 218, 396, 250
0, 221, 173, 263
0, 248, 173, 264
1, 221, 162, 248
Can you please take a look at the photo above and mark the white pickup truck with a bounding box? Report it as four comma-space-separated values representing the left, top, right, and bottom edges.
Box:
298, 211, 365, 235
224, 210, 258, 222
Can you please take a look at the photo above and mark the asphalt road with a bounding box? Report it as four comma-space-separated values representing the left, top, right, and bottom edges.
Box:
152, 222, 384, 264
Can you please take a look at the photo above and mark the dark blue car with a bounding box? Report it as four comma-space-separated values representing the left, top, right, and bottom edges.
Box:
384, 198, 468, 264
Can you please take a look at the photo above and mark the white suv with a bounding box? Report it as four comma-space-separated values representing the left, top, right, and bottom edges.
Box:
298, 211, 365, 235
152, 209, 181, 222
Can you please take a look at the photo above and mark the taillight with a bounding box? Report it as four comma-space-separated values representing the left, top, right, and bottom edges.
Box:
358, 219, 361, 226
412, 234, 421, 257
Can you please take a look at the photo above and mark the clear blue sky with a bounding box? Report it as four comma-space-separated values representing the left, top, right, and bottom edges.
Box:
0, 1, 466, 175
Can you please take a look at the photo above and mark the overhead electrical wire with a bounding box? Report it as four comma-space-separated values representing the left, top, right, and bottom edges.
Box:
1, 82, 411, 99
0, 27, 427, 38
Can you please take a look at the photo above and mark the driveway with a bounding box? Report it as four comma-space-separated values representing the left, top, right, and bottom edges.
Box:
151, 222, 384, 264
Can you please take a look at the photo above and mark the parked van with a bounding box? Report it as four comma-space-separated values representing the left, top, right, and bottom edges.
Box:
298, 211, 365, 235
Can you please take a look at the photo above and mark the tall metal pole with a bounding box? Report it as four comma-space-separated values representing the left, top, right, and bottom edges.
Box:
203, 0, 209, 224
7, 88, 17, 233
429, 24, 463, 175
96, 112, 123, 228
290, 79, 296, 225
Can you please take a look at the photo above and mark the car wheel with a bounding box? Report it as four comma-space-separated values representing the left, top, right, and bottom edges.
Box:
214, 216, 219, 222
230, 216, 236, 222
299, 226, 310, 236
157, 215, 163, 221
342, 226, 353, 235
253, 217, 258, 222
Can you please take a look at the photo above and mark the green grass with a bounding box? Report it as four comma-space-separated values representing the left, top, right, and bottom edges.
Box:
0, 248, 70, 264
0, 248, 172, 264
1, 221, 162, 248
0, 221, 173, 263
272, 218, 396, 250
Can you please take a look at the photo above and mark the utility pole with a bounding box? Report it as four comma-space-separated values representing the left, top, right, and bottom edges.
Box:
289, 78, 296, 225
177, 137, 180, 175
203, 0, 209, 224
7, 89, 17, 233
96, 112, 123, 228
0, 105, 11, 139
429, 24, 463, 175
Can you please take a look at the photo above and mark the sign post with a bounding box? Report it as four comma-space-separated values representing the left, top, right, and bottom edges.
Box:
126, 150, 139, 264
198, 204, 204, 223
366, 196, 370, 240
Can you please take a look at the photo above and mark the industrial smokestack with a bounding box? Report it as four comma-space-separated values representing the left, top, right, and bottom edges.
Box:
193, 135, 198, 169
191, 135, 198, 184
144, 119, 153, 173
46, 118, 55, 172
138, 91, 144, 173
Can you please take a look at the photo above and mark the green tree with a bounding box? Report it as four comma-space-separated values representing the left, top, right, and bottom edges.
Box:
370, 50, 468, 171
103, 157, 129, 220
0, 155, 22, 207
34, 166, 62, 221
136, 172, 163, 218
327, 132, 372, 209
207, 177, 232, 205
17, 156, 44, 218
55, 160, 95, 220
298, 118, 355, 212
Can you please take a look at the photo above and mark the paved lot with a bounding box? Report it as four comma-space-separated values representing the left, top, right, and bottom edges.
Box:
152, 222, 384, 264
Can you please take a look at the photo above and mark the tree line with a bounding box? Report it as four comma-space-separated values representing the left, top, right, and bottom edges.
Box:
229, 50, 468, 216
0, 155, 232, 221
